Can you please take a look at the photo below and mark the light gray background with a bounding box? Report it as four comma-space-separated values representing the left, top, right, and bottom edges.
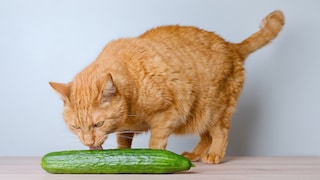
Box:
1, 0, 319, 156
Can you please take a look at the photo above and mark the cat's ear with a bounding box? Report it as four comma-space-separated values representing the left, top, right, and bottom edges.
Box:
49, 82, 71, 103
98, 74, 117, 106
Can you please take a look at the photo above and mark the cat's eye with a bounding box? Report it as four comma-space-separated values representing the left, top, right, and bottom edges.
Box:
71, 125, 81, 129
94, 121, 104, 128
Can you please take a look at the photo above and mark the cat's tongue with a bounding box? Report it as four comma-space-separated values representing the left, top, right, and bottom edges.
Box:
89, 145, 103, 150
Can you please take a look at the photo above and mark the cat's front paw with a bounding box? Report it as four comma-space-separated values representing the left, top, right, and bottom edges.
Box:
201, 153, 223, 164
181, 152, 201, 162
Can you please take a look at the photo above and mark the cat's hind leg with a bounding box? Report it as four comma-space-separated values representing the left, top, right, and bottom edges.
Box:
181, 132, 212, 161
202, 123, 229, 164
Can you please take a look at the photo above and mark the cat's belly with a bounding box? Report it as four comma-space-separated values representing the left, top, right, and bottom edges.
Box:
173, 119, 208, 135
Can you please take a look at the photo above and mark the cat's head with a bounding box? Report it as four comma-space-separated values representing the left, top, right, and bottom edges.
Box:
49, 74, 127, 149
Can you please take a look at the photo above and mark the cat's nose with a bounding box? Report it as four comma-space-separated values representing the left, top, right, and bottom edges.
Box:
82, 134, 94, 146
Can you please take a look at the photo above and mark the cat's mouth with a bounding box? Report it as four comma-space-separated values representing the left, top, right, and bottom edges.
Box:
89, 145, 103, 150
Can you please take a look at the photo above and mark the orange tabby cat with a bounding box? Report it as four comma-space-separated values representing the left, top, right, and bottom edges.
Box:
49, 10, 284, 164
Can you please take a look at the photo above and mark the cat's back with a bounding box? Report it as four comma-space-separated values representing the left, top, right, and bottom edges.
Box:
131, 25, 232, 72
134, 25, 235, 82
120, 25, 236, 98
105, 25, 236, 89
100, 25, 236, 85
104, 25, 230, 66
139, 25, 226, 48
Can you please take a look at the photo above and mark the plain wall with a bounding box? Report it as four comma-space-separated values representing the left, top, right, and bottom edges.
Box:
1, 0, 319, 156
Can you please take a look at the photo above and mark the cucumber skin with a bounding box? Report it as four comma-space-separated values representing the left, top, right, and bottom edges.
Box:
41, 149, 192, 174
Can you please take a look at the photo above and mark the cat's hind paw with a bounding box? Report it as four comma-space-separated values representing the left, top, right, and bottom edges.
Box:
201, 153, 224, 164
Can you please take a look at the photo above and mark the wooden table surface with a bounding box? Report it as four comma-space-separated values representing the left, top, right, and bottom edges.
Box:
1, 156, 320, 180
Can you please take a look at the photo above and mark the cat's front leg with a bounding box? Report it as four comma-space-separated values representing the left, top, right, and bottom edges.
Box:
147, 110, 180, 149
202, 124, 229, 164
117, 132, 134, 148
149, 128, 172, 149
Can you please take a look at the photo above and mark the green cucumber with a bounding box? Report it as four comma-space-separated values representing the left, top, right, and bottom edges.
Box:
41, 148, 193, 174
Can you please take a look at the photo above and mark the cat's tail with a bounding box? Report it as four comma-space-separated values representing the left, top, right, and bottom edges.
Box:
234, 10, 285, 59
